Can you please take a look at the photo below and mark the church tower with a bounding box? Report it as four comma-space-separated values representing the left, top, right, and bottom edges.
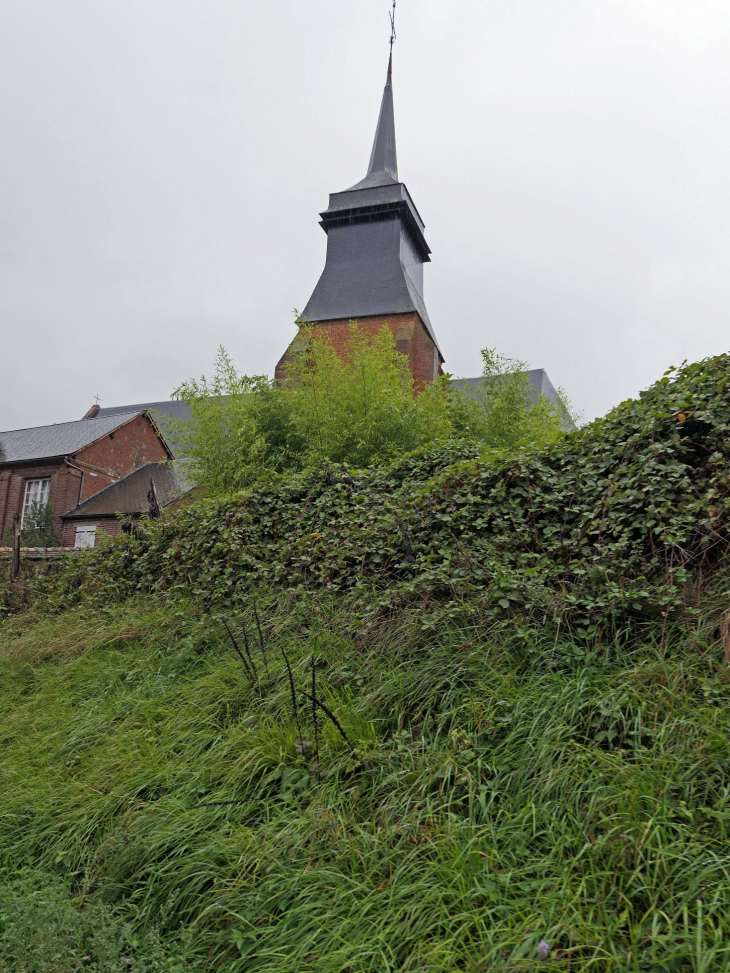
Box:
275, 53, 443, 390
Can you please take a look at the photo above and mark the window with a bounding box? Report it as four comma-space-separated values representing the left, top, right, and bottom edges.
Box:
74, 524, 96, 549
22, 478, 50, 528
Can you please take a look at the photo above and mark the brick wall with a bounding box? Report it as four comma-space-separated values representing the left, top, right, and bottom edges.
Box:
275, 313, 442, 392
74, 414, 169, 498
60, 515, 133, 548
0, 461, 80, 544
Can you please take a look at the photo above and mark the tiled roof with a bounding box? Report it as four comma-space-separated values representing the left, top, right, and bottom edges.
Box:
450, 370, 574, 430
61, 461, 193, 519
346, 52, 398, 190
0, 412, 143, 465
301, 53, 442, 359
95, 400, 191, 422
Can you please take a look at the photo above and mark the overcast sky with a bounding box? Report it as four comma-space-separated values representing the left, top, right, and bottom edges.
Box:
2, 0, 729, 431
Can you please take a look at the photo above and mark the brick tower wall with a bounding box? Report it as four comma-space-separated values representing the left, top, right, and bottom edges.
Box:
274, 313, 441, 392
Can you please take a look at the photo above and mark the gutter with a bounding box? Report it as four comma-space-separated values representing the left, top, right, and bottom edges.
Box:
64, 458, 86, 507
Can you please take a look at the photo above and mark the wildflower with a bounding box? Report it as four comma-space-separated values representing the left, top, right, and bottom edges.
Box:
538, 939, 550, 959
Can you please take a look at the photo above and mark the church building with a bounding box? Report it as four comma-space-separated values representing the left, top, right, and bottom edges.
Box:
275, 54, 443, 391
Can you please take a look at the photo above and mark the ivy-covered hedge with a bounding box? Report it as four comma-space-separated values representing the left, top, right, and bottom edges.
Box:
29, 355, 730, 629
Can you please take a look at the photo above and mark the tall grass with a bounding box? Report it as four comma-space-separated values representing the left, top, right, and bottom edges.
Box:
2, 595, 730, 971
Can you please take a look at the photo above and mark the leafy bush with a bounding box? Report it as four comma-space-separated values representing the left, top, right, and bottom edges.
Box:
1, 501, 58, 548
451, 347, 576, 448
37, 353, 730, 640
22, 500, 59, 547
169, 326, 569, 492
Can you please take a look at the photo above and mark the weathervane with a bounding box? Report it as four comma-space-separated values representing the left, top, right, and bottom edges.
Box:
389, 0, 396, 55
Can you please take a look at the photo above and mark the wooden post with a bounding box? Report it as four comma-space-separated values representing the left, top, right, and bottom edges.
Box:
147, 478, 161, 519
11, 511, 21, 580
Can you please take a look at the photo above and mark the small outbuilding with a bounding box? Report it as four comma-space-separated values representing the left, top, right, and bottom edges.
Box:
60, 460, 192, 548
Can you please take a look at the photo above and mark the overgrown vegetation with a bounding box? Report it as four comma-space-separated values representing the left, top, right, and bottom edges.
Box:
1, 351, 730, 970
450, 347, 576, 450
35, 354, 730, 640
168, 326, 572, 493
1, 501, 58, 548
0, 869, 191, 971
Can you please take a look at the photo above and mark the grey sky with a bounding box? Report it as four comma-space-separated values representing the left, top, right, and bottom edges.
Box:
2, 0, 729, 430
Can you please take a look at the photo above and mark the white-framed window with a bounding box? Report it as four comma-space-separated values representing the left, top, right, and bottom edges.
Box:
74, 524, 97, 549
22, 478, 50, 528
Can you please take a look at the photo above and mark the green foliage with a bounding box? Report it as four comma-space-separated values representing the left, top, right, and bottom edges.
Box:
167, 349, 295, 493
2, 595, 730, 969
36, 353, 730, 640
0, 870, 192, 971
170, 328, 450, 493
22, 500, 59, 548
2, 353, 730, 969
449, 347, 578, 449
1, 501, 58, 548
169, 328, 566, 493
280, 324, 452, 468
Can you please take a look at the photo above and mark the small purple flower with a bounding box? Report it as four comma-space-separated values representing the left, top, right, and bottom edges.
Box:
537, 939, 550, 959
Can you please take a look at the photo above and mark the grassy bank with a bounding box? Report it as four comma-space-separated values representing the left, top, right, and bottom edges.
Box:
2, 353, 730, 970
2, 594, 730, 971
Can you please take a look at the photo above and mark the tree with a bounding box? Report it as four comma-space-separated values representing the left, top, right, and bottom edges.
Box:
281, 324, 451, 469
170, 326, 578, 494
448, 348, 578, 450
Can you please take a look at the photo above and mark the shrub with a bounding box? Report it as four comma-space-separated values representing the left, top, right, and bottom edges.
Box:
1, 501, 58, 548
449, 347, 577, 449
27, 353, 730, 642
170, 326, 571, 493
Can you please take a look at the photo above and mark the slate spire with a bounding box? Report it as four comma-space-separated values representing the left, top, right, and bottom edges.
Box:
349, 54, 398, 190
366, 52, 397, 181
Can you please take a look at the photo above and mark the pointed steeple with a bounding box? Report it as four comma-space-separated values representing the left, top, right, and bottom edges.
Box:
367, 53, 397, 180
282, 27, 444, 390
348, 54, 398, 190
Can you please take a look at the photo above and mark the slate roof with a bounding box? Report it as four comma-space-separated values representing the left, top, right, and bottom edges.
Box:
96, 400, 191, 423
96, 400, 191, 458
0, 412, 143, 465
61, 461, 193, 520
450, 370, 574, 429
451, 370, 561, 407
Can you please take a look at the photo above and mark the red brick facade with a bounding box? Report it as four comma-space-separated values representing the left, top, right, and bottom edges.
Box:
59, 516, 127, 548
274, 313, 442, 392
0, 462, 81, 544
0, 414, 170, 546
